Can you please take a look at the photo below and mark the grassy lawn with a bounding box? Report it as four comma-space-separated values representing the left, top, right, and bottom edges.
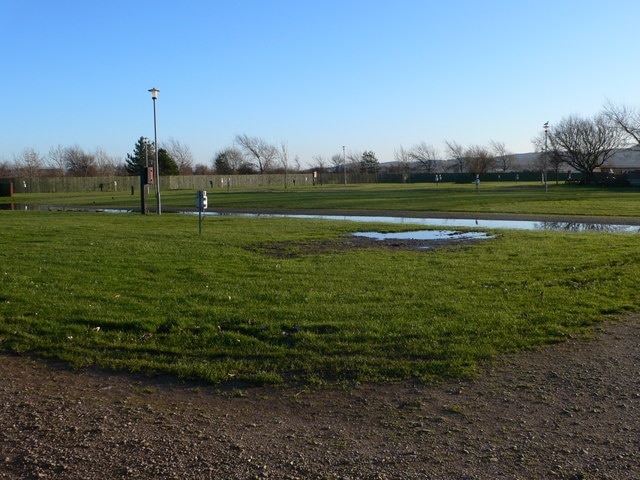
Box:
1, 183, 639, 386
5, 181, 640, 218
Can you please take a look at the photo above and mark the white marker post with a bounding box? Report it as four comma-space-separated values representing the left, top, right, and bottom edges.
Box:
196, 190, 208, 234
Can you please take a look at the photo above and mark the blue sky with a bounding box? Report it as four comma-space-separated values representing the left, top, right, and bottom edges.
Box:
1, 0, 638, 167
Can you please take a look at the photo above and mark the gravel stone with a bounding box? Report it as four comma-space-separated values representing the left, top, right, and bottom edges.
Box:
1, 317, 638, 479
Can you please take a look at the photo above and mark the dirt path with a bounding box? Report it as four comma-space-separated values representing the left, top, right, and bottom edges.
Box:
2, 316, 639, 479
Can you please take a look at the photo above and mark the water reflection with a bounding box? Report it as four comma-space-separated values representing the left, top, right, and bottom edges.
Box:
352, 230, 493, 241
3, 204, 639, 233
537, 222, 640, 233
233, 213, 640, 233
0, 204, 132, 213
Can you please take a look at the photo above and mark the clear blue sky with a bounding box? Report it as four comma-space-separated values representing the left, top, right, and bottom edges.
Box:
1, 0, 638, 167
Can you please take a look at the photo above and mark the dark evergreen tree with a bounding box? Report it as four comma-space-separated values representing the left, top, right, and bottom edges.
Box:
359, 151, 380, 174
214, 150, 234, 174
125, 137, 154, 175
158, 148, 179, 175
237, 162, 257, 174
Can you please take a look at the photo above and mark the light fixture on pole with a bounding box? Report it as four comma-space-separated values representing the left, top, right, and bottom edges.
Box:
149, 88, 161, 214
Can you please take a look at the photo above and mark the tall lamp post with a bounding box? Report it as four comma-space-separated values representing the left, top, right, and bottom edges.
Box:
149, 88, 161, 214
543, 121, 549, 193
342, 145, 346, 185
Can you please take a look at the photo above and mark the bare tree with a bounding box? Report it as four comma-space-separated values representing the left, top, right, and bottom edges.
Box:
64, 145, 96, 177
278, 142, 289, 170
604, 102, 640, 145
346, 150, 361, 173
113, 160, 129, 176
234, 134, 261, 171
465, 145, 495, 175
261, 143, 279, 173
212, 147, 245, 174
548, 114, 625, 184
490, 140, 514, 173
311, 155, 327, 172
409, 142, 439, 173
530, 131, 549, 179
393, 146, 411, 175
278, 141, 289, 187
0, 159, 12, 177
193, 163, 212, 175
164, 138, 194, 174
330, 153, 343, 172
444, 141, 496, 175
226, 148, 245, 172
444, 140, 467, 173
531, 130, 566, 184
47, 145, 67, 175
14, 148, 44, 177
234, 134, 278, 173
94, 147, 117, 176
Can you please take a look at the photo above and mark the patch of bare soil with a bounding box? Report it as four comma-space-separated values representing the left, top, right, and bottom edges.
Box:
247, 234, 484, 258
2, 316, 639, 479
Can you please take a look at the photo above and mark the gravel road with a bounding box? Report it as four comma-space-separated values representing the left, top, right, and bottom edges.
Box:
1, 316, 639, 479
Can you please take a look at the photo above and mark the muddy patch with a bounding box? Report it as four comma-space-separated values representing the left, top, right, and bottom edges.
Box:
247, 233, 490, 258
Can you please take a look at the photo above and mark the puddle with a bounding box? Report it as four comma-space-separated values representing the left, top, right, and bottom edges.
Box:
208, 212, 640, 233
0, 204, 133, 213
4, 204, 639, 233
352, 230, 492, 241
351, 230, 494, 249
534, 222, 638, 233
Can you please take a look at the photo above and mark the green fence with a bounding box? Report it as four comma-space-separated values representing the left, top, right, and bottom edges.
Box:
0, 169, 618, 196
3, 173, 374, 194
379, 170, 581, 184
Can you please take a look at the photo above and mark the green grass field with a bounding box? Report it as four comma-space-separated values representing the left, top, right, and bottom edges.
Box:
1, 183, 639, 386
6, 181, 640, 218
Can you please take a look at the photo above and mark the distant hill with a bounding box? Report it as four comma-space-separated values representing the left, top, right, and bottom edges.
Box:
510, 147, 640, 172
376, 147, 640, 173
605, 147, 640, 169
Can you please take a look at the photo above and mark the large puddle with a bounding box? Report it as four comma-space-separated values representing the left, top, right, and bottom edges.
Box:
212, 212, 640, 233
3, 204, 639, 233
348, 229, 496, 250
352, 230, 492, 241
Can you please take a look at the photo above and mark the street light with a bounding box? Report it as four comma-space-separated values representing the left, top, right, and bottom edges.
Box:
149, 88, 161, 214
343, 145, 346, 185
543, 121, 549, 192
